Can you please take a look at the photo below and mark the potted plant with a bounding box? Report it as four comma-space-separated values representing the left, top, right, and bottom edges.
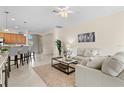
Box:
1, 48, 9, 53
56, 40, 62, 56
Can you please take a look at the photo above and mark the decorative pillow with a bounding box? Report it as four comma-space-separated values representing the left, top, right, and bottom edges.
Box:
118, 70, 124, 80
73, 56, 89, 66
73, 56, 83, 61
83, 49, 91, 57
79, 59, 87, 66
114, 52, 124, 56
91, 49, 99, 56
86, 56, 105, 69
102, 56, 124, 77
83, 48, 99, 57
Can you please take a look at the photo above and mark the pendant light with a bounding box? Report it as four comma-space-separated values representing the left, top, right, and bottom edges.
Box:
4, 11, 9, 32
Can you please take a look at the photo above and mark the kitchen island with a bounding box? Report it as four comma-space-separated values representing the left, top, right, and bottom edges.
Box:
0, 53, 9, 87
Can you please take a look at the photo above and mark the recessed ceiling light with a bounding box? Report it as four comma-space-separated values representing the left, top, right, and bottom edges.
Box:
24, 21, 27, 23
11, 18, 15, 21
56, 25, 63, 28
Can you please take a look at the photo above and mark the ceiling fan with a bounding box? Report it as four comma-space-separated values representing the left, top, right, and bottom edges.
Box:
52, 6, 73, 18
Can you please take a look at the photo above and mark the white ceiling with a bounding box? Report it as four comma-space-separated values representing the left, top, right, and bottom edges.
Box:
0, 6, 124, 34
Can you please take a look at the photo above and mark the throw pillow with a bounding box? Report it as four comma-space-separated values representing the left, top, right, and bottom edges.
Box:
73, 56, 89, 66
114, 52, 124, 56
118, 70, 124, 80
83, 48, 99, 57
102, 56, 124, 77
86, 56, 105, 69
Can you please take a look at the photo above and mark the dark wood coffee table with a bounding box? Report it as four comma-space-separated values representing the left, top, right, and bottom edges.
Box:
51, 57, 78, 75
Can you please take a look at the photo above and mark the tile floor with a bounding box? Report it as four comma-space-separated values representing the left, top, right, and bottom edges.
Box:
8, 54, 52, 87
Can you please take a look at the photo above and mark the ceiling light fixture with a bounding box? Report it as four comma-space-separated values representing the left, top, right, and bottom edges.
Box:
52, 6, 73, 18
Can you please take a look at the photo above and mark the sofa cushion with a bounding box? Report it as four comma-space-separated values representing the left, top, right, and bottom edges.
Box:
86, 56, 105, 69
102, 55, 124, 77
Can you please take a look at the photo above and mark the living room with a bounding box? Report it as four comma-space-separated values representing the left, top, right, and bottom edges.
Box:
41, 6, 124, 87
0, 0, 124, 93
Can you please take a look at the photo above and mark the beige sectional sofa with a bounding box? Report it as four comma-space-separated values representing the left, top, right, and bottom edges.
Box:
74, 48, 124, 87
75, 64, 124, 87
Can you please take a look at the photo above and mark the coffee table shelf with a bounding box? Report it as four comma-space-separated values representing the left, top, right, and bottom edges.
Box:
51, 57, 78, 75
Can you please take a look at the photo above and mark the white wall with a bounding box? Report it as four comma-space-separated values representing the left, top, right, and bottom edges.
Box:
42, 33, 54, 55
53, 11, 124, 56
31, 34, 42, 54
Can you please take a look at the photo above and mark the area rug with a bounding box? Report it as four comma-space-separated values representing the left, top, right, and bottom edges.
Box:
33, 64, 75, 87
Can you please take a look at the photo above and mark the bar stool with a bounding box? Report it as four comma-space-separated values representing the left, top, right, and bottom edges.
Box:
8, 47, 19, 72
21, 46, 29, 64
17, 46, 24, 66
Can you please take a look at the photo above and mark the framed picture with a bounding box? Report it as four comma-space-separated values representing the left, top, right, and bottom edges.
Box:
78, 32, 95, 43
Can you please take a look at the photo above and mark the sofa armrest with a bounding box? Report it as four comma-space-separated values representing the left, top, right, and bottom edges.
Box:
75, 64, 124, 87
75, 64, 102, 87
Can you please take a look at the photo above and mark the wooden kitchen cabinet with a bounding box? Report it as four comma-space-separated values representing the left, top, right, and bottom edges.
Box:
9, 33, 17, 44
4, 33, 11, 44
20, 35, 26, 44
16, 34, 21, 44
0, 32, 4, 38
4, 33, 17, 44
2, 33, 26, 44
22, 35, 26, 44
16, 34, 26, 44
